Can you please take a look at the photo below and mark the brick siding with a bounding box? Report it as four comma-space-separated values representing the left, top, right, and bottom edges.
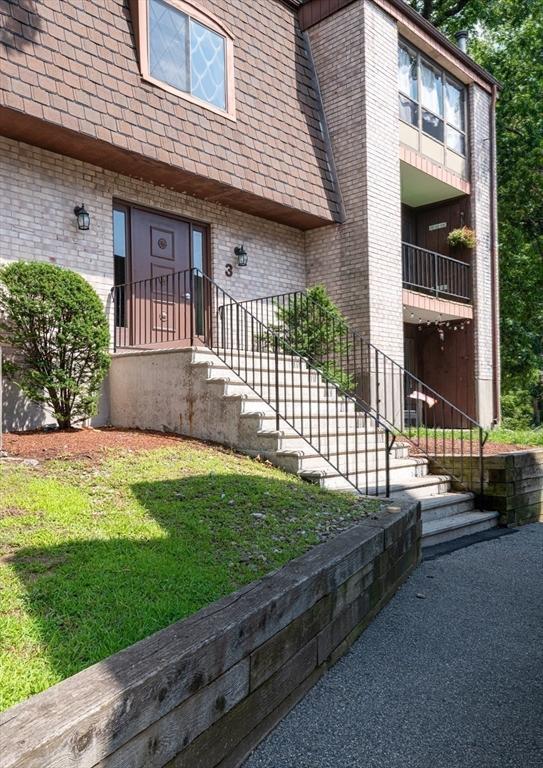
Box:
469, 84, 498, 426
0, 136, 307, 307
305, 0, 403, 363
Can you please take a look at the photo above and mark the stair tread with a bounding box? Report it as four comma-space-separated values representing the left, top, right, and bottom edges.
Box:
300, 468, 446, 486
241, 411, 382, 430
423, 510, 499, 535
420, 491, 475, 510
275, 450, 423, 466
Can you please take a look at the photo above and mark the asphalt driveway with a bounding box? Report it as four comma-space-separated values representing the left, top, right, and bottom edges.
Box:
245, 524, 543, 768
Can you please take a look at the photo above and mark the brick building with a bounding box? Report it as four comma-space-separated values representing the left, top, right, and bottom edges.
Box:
0, 0, 500, 432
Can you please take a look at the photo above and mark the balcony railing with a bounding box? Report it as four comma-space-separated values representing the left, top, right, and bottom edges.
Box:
402, 242, 471, 302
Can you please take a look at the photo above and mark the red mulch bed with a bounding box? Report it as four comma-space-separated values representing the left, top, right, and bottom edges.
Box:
409, 438, 536, 457
2, 428, 537, 463
1, 427, 202, 461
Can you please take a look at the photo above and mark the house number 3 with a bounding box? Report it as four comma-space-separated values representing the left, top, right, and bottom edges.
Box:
225, 263, 233, 277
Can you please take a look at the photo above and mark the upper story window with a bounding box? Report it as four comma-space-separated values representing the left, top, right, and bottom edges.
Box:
398, 41, 466, 157
140, 0, 235, 118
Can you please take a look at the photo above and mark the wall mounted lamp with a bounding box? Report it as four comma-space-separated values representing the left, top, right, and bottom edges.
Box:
74, 204, 90, 231
234, 245, 248, 267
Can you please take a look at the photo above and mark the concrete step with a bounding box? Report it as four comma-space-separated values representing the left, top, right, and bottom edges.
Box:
256, 430, 410, 459
274, 451, 428, 479
422, 510, 499, 547
420, 492, 476, 522
238, 407, 380, 433
193, 349, 313, 373
215, 378, 354, 406
236, 398, 360, 420
199, 361, 326, 387
241, 412, 387, 439
300, 469, 451, 497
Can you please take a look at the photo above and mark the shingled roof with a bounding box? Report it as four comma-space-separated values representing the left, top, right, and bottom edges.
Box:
0, 0, 341, 229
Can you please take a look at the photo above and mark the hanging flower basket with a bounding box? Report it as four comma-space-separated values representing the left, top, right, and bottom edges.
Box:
447, 226, 477, 249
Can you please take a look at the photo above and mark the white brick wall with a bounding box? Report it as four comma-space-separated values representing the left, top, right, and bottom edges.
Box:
363, 0, 403, 363
0, 136, 307, 306
305, 0, 403, 364
469, 84, 497, 426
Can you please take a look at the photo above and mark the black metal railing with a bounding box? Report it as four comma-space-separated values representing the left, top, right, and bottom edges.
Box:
402, 242, 472, 301
232, 289, 488, 497
112, 269, 395, 497
112, 269, 206, 349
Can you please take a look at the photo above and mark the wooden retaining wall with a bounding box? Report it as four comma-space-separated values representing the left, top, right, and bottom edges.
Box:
439, 448, 543, 526
482, 449, 543, 526
0, 502, 420, 768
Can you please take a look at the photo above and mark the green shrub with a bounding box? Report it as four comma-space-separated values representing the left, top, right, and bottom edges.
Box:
501, 388, 538, 429
272, 285, 355, 392
0, 261, 110, 429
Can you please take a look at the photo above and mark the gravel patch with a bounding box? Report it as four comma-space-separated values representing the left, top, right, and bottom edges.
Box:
245, 524, 543, 768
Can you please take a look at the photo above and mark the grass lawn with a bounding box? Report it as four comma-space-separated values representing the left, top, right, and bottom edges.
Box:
0, 441, 379, 711
486, 426, 543, 447
405, 425, 543, 451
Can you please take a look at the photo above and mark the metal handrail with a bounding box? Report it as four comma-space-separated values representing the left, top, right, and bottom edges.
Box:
403, 243, 470, 266
111, 269, 395, 497
232, 288, 488, 497
402, 241, 472, 301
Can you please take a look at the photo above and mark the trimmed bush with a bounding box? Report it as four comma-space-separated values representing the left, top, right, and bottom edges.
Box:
0, 262, 110, 428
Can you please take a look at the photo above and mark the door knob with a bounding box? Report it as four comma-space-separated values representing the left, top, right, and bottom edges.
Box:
159, 312, 167, 322
185, 293, 191, 300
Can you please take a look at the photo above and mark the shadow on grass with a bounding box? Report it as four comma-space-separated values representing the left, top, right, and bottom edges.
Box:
5, 472, 343, 698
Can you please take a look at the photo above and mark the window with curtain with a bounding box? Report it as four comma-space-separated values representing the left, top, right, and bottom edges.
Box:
398, 44, 419, 127
445, 79, 466, 155
147, 0, 230, 113
398, 41, 467, 156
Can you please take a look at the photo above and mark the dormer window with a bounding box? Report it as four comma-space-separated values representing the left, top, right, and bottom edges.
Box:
138, 0, 235, 118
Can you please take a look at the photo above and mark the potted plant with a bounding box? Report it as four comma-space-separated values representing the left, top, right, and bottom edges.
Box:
447, 226, 477, 249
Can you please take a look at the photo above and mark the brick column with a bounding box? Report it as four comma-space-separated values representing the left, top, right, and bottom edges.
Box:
305, 0, 403, 366
469, 84, 498, 427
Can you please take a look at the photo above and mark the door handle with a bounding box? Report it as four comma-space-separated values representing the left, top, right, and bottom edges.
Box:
159, 312, 167, 322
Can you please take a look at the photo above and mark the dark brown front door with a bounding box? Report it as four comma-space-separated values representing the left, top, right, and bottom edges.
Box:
130, 208, 192, 346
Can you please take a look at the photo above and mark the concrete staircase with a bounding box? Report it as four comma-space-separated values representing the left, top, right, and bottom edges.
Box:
191, 348, 499, 547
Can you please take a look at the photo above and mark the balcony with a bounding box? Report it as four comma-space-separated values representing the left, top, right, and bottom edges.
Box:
402, 242, 471, 303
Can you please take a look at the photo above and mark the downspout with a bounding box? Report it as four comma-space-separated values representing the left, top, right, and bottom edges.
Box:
489, 84, 501, 425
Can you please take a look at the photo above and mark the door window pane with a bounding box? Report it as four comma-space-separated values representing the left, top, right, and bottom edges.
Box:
192, 228, 204, 272
113, 208, 127, 327
422, 110, 444, 142
445, 79, 464, 131
113, 209, 126, 259
398, 45, 418, 101
399, 94, 418, 127
192, 228, 205, 335
149, 0, 189, 93
420, 60, 443, 117
113, 209, 127, 287
447, 125, 466, 155
190, 20, 226, 110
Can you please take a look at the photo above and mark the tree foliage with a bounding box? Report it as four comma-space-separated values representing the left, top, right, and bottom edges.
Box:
0, 262, 110, 429
407, 0, 473, 27
408, 0, 543, 425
